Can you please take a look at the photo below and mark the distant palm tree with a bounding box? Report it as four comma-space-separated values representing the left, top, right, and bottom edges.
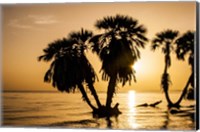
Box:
174, 31, 194, 106
38, 29, 101, 111
151, 29, 179, 107
90, 15, 148, 110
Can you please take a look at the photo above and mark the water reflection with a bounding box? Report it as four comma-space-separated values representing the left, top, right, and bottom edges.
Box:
161, 110, 170, 129
3, 92, 195, 129
128, 90, 135, 109
106, 117, 112, 128
128, 91, 139, 128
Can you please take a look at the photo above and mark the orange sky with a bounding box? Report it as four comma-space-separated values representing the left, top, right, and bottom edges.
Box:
2, 2, 196, 92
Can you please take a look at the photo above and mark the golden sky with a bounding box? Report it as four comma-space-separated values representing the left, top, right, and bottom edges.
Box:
2, 2, 196, 92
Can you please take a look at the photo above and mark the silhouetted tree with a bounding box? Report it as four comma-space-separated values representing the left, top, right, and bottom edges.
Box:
151, 29, 179, 107
38, 29, 100, 111
174, 31, 194, 106
68, 29, 102, 108
90, 15, 148, 110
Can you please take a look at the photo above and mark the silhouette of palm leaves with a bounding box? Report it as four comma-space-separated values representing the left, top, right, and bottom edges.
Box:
175, 31, 194, 66
152, 29, 179, 68
38, 29, 102, 110
38, 38, 70, 62
174, 31, 195, 102
39, 38, 96, 92
90, 14, 148, 86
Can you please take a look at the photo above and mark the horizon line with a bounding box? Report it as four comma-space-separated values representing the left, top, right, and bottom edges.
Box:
1, 89, 182, 93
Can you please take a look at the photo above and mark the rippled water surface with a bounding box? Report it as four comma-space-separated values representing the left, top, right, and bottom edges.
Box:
2, 91, 195, 130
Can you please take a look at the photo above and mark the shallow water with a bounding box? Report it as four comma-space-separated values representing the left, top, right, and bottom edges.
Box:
2, 91, 196, 130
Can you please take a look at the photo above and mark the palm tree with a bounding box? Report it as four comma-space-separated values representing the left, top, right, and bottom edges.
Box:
151, 29, 179, 107
90, 15, 148, 110
38, 29, 100, 111
174, 31, 194, 106
68, 28, 102, 108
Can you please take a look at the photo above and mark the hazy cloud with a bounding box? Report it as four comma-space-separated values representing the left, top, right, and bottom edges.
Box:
28, 15, 59, 25
8, 19, 33, 29
8, 14, 59, 30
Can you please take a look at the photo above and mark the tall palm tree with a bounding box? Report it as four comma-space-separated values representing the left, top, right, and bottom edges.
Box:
90, 15, 148, 110
38, 29, 100, 111
68, 28, 102, 108
151, 29, 179, 107
174, 31, 194, 106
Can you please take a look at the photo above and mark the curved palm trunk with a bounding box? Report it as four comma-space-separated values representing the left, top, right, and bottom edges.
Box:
164, 86, 173, 107
78, 84, 97, 111
88, 83, 102, 108
163, 61, 173, 107
106, 72, 117, 110
174, 72, 193, 106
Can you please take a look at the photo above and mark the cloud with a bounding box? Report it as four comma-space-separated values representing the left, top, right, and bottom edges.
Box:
28, 15, 59, 25
8, 14, 59, 30
8, 19, 33, 29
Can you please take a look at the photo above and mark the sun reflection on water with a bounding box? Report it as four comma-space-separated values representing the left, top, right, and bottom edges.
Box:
128, 90, 139, 129
128, 90, 135, 109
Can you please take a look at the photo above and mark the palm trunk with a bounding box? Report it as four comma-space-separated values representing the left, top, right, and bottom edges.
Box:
164, 88, 173, 107
78, 83, 96, 111
106, 72, 117, 109
174, 72, 193, 106
163, 60, 173, 107
88, 83, 102, 108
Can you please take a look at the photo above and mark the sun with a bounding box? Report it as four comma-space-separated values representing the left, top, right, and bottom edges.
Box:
132, 62, 140, 72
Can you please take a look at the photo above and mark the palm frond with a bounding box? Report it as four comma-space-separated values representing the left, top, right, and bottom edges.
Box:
157, 29, 179, 42
89, 34, 104, 53
69, 28, 93, 43
151, 38, 163, 51
175, 31, 194, 66
93, 15, 148, 86
39, 28, 98, 94
151, 42, 160, 51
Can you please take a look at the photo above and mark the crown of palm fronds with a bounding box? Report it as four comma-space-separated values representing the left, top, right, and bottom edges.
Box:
157, 29, 179, 41
90, 15, 148, 54
151, 29, 179, 51
69, 28, 93, 44
39, 29, 96, 92
151, 29, 179, 69
175, 31, 194, 66
98, 37, 138, 85
95, 15, 138, 30
89, 15, 148, 86
38, 38, 71, 62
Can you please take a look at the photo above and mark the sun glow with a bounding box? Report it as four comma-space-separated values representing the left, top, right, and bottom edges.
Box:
132, 62, 140, 72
